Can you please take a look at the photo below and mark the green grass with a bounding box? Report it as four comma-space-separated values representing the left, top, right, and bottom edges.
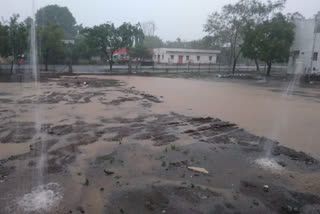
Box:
170, 144, 180, 151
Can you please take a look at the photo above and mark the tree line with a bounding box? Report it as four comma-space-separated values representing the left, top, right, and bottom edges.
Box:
144, 0, 298, 76
0, 5, 150, 73
0, 1, 304, 75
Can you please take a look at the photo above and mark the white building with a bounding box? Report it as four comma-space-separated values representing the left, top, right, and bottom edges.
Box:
153, 48, 221, 65
288, 15, 320, 74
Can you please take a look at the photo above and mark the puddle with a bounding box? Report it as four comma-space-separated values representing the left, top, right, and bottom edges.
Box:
106, 76, 320, 157
255, 158, 283, 172
17, 183, 62, 213
0, 143, 31, 160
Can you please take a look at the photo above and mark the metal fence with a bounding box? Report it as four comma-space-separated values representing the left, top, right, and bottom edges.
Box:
0, 63, 288, 75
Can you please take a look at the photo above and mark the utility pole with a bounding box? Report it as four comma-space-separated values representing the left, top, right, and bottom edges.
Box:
309, 13, 320, 82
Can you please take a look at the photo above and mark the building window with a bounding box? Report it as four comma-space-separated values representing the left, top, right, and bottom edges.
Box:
197, 56, 200, 61
186, 56, 189, 60
209, 56, 212, 61
171, 55, 174, 60
313, 52, 318, 61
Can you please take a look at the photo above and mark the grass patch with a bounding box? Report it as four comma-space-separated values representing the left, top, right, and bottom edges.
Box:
170, 144, 180, 151
161, 161, 167, 167
103, 154, 116, 164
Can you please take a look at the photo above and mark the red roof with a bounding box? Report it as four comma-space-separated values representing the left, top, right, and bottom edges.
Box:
114, 47, 128, 54
114, 47, 153, 55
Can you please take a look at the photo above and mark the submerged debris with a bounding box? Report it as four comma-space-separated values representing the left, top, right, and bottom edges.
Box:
187, 166, 209, 174
104, 170, 115, 176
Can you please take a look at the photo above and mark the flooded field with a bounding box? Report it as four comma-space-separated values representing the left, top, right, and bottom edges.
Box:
113, 76, 320, 158
0, 75, 320, 214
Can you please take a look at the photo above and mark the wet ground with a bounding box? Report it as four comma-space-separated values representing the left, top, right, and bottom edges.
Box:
0, 75, 320, 214
110, 75, 320, 157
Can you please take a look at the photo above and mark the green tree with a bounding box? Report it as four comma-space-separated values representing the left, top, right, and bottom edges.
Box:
241, 21, 261, 71
72, 35, 97, 62
82, 23, 117, 70
129, 44, 152, 69
36, 5, 77, 39
0, 23, 9, 60
129, 44, 151, 60
242, 13, 295, 76
204, 0, 286, 73
117, 23, 144, 73
188, 36, 221, 50
83, 22, 144, 71
165, 37, 186, 48
0, 15, 28, 74
143, 35, 164, 48
24, 17, 33, 28
38, 24, 65, 71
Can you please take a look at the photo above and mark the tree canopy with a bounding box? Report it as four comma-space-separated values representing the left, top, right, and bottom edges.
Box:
0, 23, 9, 58
0, 14, 28, 73
143, 35, 164, 48
36, 5, 77, 39
242, 13, 295, 76
37, 24, 65, 71
204, 0, 286, 73
129, 44, 152, 59
82, 22, 144, 70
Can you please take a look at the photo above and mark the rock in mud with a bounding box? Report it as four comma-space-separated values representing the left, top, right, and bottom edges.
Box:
104, 170, 115, 176
187, 166, 209, 174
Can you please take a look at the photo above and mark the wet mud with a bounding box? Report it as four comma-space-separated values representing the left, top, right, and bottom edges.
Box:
0, 75, 320, 214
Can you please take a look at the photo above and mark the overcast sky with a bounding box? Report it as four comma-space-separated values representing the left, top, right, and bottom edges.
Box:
1, 0, 319, 41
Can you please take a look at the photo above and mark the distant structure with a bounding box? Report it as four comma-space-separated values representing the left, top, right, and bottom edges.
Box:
288, 13, 320, 74
113, 48, 130, 64
113, 48, 154, 65
153, 48, 221, 65
141, 21, 156, 37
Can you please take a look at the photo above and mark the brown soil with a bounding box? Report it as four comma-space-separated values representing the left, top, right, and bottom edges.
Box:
0, 75, 319, 214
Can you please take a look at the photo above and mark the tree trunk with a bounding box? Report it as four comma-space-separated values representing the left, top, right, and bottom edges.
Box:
10, 59, 14, 75
266, 62, 272, 76
232, 59, 237, 74
230, 44, 234, 73
128, 59, 132, 74
68, 58, 73, 73
232, 50, 241, 74
254, 58, 260, 71
45, 51, 49, 71
109, 61, 113, 71
109, 53, 114, 71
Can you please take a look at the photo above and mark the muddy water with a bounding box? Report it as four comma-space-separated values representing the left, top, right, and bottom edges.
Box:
2, 76, 320, 213
104, 76, 320, 157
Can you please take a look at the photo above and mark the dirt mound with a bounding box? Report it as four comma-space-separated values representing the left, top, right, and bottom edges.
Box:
0, 122, 36, 144
241, 180, 320, 214
105, 185, 227, 214
57, 77, 122, 88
